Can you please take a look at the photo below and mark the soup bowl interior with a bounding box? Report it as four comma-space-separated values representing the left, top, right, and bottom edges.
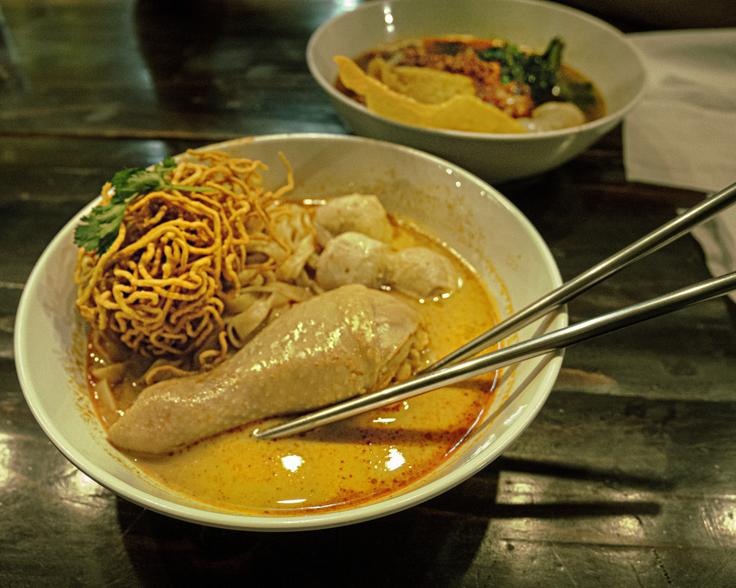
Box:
307, 0, 646, 182
15, 134, 566, 530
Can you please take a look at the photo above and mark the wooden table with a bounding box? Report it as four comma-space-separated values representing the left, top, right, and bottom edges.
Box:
1, 1, 734, 585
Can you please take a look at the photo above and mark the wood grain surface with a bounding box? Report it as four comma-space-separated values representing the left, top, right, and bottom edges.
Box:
1, 1, 734, 586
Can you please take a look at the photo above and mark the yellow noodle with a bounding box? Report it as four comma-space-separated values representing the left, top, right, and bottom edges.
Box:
75, 150, 311, 381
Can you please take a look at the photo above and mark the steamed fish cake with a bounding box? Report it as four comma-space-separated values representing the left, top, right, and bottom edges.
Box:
314, 194, 459, 298
316, 231, 458, 298
314, 192, 393, 243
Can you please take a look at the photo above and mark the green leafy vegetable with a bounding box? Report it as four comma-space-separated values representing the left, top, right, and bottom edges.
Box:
476, 36, 596, 112
522, 36, 564, 104
556, 77, 597, 111
74, 158, 213, 254
110, 157, 176, 200
73, 200, 130, 254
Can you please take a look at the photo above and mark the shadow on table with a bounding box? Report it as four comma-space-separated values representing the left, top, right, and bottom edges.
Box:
115, 480, 497, 585
116, 456, 662, 585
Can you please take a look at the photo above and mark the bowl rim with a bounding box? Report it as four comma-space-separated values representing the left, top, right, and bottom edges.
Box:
307, 0, 647, 141
14, 133, 566, 531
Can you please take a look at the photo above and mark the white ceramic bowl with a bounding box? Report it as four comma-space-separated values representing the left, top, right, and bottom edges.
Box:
307, 0, 646, 183
15, 134, 566, 531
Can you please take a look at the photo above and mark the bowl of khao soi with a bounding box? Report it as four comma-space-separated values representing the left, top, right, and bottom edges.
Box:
307, 0, 646, 182
15, 134, 566, 531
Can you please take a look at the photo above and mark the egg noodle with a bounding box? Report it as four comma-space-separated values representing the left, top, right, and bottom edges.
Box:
75, 150, 320, 387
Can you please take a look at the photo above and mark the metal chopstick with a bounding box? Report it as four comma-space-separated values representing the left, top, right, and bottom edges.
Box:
430, 180, 736, 370
253, 270, 736, 439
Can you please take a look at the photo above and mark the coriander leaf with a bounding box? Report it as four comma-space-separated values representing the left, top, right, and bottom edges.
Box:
75, 157, 214, 254
110, 158, 178, 200
74, 200, 129, 253
109, 167, 139, 200
117, 170, 165, 199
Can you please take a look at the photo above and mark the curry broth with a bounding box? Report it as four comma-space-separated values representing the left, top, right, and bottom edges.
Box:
87, 219, 500, 515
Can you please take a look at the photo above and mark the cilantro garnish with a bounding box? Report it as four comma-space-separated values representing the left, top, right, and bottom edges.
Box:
74, 158, 212, 254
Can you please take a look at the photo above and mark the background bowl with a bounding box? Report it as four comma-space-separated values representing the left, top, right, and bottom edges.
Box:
307, 0, 646, 183
15, 134, 566, 531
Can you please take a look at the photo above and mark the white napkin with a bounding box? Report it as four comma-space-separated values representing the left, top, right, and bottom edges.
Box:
623, 29, 736, 300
